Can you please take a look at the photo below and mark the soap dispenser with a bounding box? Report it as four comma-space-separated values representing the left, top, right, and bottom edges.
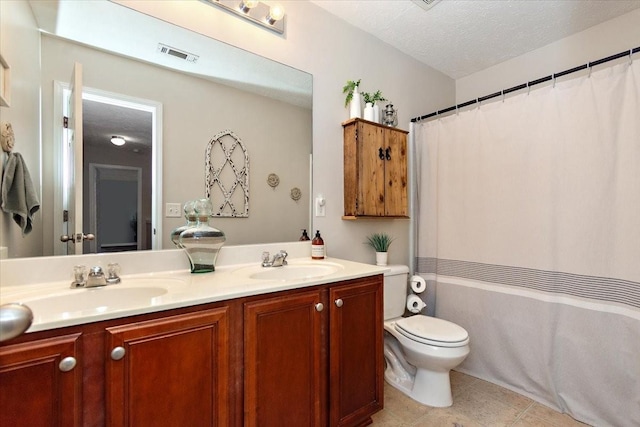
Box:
311, 230, 325, 260
299, 229, 310, 241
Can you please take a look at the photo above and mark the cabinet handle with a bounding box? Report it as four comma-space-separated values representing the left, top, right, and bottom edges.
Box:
385, 147, 391, 160
315, 303, 324, 312
59, 356, 77, 372
378, 147, 384, 160
335, 299, 344, 308
111, 346, 126, 361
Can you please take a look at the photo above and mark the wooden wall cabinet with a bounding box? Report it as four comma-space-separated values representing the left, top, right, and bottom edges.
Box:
343, 118, 409, 218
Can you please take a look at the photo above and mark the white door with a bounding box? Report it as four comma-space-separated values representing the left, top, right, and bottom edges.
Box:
62, 62, 92, 254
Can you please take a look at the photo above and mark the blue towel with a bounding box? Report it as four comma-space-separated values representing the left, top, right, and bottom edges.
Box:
1, 152, 40, 235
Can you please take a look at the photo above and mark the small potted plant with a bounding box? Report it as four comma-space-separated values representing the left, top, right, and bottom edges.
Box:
361, 90, 386, 122
343, 79, 362, 118
365, 232, 395, 266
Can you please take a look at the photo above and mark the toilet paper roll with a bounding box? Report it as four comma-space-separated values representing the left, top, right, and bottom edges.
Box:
410, 275, 427, 294
406, 294, 426, 313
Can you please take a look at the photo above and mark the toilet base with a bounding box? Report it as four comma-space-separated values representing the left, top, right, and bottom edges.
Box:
384, 366, 454, 408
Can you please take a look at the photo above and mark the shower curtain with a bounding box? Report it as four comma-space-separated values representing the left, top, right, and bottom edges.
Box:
414, 60, 640, 426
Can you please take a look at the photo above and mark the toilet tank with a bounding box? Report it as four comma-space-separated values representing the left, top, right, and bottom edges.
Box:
383, 265, 409, 320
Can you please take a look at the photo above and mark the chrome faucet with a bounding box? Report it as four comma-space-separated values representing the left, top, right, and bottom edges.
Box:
261, 250, 288, 267
71, 263, 121, 288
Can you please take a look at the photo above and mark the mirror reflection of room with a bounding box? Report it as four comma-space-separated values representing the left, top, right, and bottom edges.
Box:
0, 0, 312, 260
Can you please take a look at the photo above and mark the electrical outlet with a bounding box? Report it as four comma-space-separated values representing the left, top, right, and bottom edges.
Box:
166, 203, 182, 218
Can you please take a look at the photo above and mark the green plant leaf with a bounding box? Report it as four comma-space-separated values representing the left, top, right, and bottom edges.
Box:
364, 232, 395, 252
342, 79, 361, 107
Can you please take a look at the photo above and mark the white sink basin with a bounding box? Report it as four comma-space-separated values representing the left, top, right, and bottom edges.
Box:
19, 278, 186, 318
23, 287, 168, 316
246, 263, 342, 281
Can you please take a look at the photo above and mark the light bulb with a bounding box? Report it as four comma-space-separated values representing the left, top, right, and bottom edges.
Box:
110, 136, 126, 146
239, 0, 258, 13
267, 3, 285, 24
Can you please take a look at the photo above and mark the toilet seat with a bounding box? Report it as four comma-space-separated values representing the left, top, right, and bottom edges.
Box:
395, 316, 469, 348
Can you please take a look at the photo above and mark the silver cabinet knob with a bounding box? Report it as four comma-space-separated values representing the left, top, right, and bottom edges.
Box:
315, 303, 324, 312
59, 356, 77, 372
335, 299, 344, 308
111, 346, 126, 361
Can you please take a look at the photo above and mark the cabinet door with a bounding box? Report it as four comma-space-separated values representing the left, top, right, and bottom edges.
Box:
329, 277, 384, 427
244, 290, 325, 427
105, 307, 229, 427
383, 128, 408, 217
0, 333, 82, 427
358, 122, 386, 216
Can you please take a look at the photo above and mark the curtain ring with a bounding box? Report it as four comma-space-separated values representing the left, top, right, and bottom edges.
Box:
501, 90, 505, 103
630, 49, 634, 65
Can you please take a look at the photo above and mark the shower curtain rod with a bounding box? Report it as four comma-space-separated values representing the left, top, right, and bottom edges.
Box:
411, 46, 640, 123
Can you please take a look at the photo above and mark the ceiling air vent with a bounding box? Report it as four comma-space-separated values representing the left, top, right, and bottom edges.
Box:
157, 43, 199, 63
411, 0, 442, 12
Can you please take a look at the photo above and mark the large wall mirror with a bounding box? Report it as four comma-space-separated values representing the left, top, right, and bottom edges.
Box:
5, 0, 312, 259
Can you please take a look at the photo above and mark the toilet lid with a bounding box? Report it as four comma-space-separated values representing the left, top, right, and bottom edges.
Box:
395, 316, 469, 347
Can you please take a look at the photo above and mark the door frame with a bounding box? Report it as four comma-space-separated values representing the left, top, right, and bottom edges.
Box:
53, 83, 163, 255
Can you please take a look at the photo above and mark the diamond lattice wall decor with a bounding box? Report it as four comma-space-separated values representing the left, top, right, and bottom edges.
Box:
205, 130, 249, 217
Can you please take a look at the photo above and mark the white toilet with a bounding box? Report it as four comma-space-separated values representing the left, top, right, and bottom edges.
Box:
383, 265, 470, 407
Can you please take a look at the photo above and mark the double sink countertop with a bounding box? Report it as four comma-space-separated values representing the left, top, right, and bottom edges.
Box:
1, 251, 388, 333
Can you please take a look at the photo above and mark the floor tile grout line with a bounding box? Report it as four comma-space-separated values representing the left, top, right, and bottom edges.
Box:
509, 401, 536, 426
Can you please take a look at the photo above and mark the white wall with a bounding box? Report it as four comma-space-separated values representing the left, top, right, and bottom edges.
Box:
456, 8, 640, 103
0, 1, 42, 258
118, 0, 455, 266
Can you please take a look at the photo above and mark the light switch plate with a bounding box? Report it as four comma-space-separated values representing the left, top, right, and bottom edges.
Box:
315, 195, 326, 217
166, 203, 182, 218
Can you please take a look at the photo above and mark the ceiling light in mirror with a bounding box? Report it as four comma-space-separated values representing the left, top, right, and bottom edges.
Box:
110, 136, 126, 146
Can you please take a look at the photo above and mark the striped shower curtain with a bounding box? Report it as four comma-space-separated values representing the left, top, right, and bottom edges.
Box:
414, 59, 640, 426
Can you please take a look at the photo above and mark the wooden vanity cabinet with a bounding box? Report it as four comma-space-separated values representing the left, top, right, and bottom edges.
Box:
244, 275, 384, 427
244, 289, 326, 426
0, 333, 83, 427
329, 279, 383, 427
104, 307, 230, 427
0, 274, 383, 427
343, 118, 408, 218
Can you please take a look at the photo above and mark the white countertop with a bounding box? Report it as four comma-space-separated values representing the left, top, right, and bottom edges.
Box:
0, 256, 388, 333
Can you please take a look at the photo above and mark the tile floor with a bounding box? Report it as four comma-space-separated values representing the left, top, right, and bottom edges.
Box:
372, 371, 591, 427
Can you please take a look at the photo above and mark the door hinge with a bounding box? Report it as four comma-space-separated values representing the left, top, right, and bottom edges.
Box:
63, 116, 69, 128
63, 210, 69, 222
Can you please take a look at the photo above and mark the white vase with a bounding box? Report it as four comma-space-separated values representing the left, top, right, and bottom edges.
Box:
349, 85, 362, 119
373, 104, 380, 123
364, 102, 374, 121
375, 251, 388, 266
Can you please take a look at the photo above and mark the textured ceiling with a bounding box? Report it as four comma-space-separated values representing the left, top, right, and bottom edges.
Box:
310, 0, 640, 79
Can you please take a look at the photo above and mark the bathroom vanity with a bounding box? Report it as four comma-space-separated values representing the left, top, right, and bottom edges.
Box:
0, 250, 385, 427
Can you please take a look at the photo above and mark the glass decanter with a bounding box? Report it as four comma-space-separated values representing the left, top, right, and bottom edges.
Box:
170, 200, 197, 248
179, 199, 226, 273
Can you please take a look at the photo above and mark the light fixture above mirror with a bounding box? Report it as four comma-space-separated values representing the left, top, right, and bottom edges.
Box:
205, 0, 285, 34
